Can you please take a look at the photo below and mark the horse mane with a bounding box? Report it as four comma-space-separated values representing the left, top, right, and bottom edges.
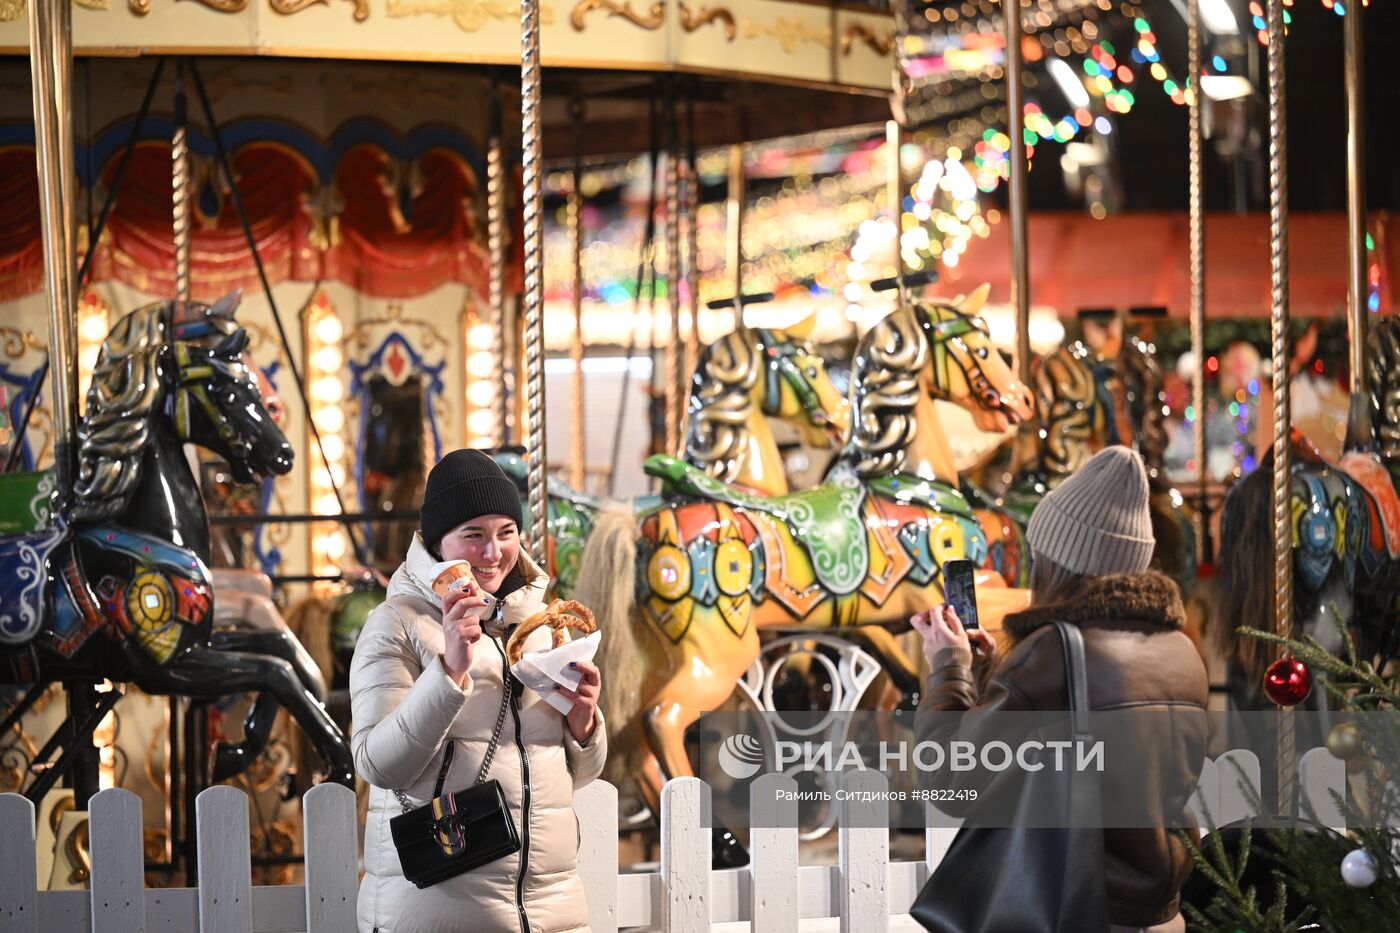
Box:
72, 303, 167, 523
684, 327, 760, 482
1035, 342, 1097, 482
1368, 315, 1400, 461
838, 304, 927, 479
1120, 336, 1170, 473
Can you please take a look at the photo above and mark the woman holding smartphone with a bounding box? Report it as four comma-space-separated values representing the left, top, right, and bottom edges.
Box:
911, 447, 1208, 933
350, 449, 606, 933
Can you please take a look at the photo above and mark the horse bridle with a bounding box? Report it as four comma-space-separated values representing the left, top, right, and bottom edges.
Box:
755, 329, 828, 426
170, 341, 254, 463
912, 304, 1003, 410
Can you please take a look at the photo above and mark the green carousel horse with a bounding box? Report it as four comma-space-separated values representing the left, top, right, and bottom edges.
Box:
577, 289, 1036, 820
496, 314, 852, 598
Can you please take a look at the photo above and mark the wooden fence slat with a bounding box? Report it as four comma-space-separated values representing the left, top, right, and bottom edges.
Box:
660, 778, 709, 933
838, 770, 889, 933
196, 785, 252, 932
0, 793, 38, 933
1189, 756, 1220, 835
302, 782, 358, 933
89, 788, 146, 933
575, 779, 620, 933
1215, 750, 1260, 827
923, 804, 960, 873
1298, 746, 1346, 832
749, 774, 799, 933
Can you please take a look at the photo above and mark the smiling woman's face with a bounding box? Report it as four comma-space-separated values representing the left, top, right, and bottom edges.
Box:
437, 515, 520, 595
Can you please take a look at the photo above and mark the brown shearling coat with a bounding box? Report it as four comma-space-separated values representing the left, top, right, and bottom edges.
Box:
915, 571, 1209, 928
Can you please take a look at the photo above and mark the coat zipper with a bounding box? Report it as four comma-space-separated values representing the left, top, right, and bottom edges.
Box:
493, 637, 532, 933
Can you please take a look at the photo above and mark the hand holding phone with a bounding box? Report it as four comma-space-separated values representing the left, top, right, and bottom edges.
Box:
941, 559, 980, 630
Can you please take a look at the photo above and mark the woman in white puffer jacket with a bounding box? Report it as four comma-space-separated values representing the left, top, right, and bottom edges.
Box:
351, 449, 606, 933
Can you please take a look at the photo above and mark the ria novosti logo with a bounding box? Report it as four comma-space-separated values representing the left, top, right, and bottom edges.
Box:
717, 733, 765, 779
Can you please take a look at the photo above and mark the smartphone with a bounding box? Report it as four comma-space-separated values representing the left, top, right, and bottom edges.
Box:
942, 559, 980, 629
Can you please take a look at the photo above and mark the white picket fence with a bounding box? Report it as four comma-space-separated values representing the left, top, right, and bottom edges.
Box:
0, 747, 1347, 933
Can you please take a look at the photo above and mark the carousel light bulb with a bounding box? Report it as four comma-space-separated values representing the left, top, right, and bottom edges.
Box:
467, 382, 496, 407
468, 323, 494, 346
313, 345, 343, 373
468, 351, 496, 378
79, 313, 109, 342
313, 405, 345, 434
314, 314, 343, 345
467, 409, 496, 438
323, 533, 348, 560
312, 493, 340, 515
312, 375, 344, 404
319, 433, 345, 463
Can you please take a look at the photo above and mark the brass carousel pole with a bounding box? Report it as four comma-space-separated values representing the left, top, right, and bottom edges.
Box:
665, 108, 683, 456
27, 0, 78, 507
520, 0, 548, 563
887, 120, 907, 306
1343, 0, 1370, 453
569, 100, 586, 491
1004, 0, 1031, 383
1264, 0, 1294, 815
726, 143, 745, 325
1187, 0, 1208, 560
488, 84, 509, 448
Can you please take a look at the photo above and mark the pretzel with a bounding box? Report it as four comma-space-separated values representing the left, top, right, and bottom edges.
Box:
507, 599, 597, 666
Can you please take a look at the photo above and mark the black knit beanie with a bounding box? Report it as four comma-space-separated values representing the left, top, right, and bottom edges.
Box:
420, 449, 523, 552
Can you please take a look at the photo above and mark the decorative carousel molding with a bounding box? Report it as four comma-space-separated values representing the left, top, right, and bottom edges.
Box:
271, 0, 370, 20
678, 1, 735, 41
386, 0, 551, 33
739, 14, 829, 53
840, 21, 892, 58
569, 0, 664, 32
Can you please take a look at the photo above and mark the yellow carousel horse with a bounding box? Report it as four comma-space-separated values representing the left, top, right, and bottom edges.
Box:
684, 313, 848, 497
577, 288, 1035, 818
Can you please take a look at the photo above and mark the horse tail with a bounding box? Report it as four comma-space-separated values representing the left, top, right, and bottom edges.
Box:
572, 503, 658, 785
1213, 455, 1279, 690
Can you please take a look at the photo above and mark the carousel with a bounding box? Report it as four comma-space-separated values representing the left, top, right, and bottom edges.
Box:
0, 0, 1398, 929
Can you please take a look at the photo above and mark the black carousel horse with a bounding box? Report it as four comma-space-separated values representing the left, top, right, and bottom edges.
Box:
0, 295, 353, 802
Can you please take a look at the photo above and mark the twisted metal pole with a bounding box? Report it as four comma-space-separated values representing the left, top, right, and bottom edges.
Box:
1265, 0, 1295, 815
487, 95, 509, 448
26, 0, 77, 509
683, 99, 700, 426
665, 117, 683, 456
172, 60, 192, 314
887, 120, 907, 308
726, 143, 745, 325
1004, 0, 1031, 383
569, 100, 586, 491
1187, 0, 1208, 561
1344, 0, 1370, 454
521, 0, 548, 564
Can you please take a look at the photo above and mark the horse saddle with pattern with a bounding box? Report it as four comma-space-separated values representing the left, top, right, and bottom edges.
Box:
644, 454, 871, 596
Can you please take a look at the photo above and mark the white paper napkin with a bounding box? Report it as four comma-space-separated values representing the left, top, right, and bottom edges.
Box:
510, 630, 601, 715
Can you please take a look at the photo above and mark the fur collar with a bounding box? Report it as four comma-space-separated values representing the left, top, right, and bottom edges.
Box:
1002, 571, 1185, 640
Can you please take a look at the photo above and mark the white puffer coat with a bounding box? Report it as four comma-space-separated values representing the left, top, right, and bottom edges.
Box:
351, 534, 607, 933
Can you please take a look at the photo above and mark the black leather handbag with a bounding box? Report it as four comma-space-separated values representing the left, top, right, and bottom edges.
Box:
389, 683, 520, 889
911, 622, 1110, 933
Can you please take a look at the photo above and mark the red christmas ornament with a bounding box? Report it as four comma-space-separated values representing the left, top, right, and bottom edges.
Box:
1263, 657, 1313, 707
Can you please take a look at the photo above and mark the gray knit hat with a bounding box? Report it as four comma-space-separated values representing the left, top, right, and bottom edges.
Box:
1026, 446, 1155, 576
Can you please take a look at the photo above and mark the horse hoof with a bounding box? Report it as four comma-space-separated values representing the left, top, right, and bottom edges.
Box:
211, 742, 250, 782
712, 826, 749, 868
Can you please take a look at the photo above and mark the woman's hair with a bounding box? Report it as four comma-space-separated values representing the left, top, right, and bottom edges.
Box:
1028, 554, 1090, 609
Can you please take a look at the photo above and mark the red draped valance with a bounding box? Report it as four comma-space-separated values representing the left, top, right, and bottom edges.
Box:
0, 140, 509, 304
